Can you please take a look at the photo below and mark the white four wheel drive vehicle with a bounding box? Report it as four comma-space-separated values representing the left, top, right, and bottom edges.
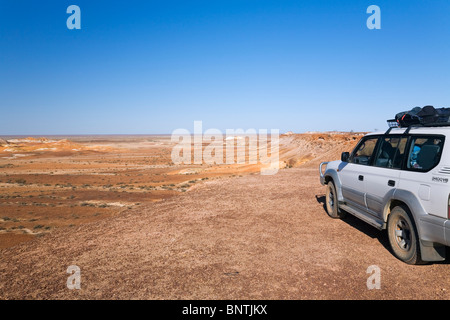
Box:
320, 124, 450, 264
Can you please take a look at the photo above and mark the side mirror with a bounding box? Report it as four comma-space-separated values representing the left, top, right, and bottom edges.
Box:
341, 152, 350, 162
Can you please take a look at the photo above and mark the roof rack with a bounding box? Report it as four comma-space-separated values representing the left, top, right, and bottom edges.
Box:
404, 126, 415, 134
421, 122, 450, 127
404, 122, 450, 134
385, 119, 398, 134
386, 119, 399, 128
385, 119, 450, 135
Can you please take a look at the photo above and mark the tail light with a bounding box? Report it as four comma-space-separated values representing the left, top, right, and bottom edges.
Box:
448, 194, 450, 219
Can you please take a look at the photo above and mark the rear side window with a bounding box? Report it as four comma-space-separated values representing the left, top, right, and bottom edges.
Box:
351, 136, 379, 165
406, 136, 444, 171
374, 136, 408, 169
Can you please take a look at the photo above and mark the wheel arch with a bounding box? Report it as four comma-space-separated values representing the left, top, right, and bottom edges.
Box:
323, 170, 344, 202
383, 191, 447, 262
383, 199, 410, 225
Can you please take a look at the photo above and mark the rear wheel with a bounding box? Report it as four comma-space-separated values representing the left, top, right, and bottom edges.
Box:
325, 181, 345, 219
387, 206, 423, 265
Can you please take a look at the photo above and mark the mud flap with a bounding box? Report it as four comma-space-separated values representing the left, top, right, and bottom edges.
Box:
420, 240, 446, 262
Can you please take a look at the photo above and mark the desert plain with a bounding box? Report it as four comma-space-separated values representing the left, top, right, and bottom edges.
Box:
0, 132, 449, 300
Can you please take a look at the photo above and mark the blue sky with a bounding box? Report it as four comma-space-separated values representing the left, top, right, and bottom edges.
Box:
1, 0, 449, 134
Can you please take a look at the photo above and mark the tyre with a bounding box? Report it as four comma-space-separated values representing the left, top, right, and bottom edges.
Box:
325, 181, 345, 219
387, 206, 424, 265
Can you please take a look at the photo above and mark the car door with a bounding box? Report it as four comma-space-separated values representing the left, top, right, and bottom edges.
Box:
398, 135, 446, 218
339, 135, 380, 211
364, 136, 408, 218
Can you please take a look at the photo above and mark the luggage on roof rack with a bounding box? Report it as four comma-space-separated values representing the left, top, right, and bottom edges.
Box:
387, 106, 450, 128
395, 106, 422, 127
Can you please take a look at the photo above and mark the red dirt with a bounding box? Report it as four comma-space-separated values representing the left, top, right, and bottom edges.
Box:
1, 133, 449, 300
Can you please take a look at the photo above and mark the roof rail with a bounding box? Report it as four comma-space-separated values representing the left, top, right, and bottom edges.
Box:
422, 122, 450, 127
404, 125, 418, 134
386, 120, 450, 135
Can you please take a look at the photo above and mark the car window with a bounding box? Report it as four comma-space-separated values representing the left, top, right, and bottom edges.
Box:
351, 137, 379, 165
406, 136, 444, 171
373, 136, 407, 169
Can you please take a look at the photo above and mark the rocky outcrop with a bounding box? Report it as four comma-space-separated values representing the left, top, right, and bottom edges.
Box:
0, 138, 9, 146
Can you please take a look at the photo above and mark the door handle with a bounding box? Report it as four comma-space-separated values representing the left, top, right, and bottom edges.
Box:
388, 180, 395, 187
358, 175, 364, 181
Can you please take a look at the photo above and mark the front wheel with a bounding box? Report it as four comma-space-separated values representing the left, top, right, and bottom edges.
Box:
387, 206, 424, 265
325, 181, 345, 219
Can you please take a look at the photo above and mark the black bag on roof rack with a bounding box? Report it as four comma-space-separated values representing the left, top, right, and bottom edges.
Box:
395, 106, 422, 127
390, 105, 450, 128
436, 107, 450, 123
416, 105, 439, 124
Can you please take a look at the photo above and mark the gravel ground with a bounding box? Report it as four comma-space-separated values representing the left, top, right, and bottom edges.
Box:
0, 167, 449, 300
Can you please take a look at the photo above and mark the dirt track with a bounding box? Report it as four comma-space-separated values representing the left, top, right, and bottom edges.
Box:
1, 166, 449, 300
